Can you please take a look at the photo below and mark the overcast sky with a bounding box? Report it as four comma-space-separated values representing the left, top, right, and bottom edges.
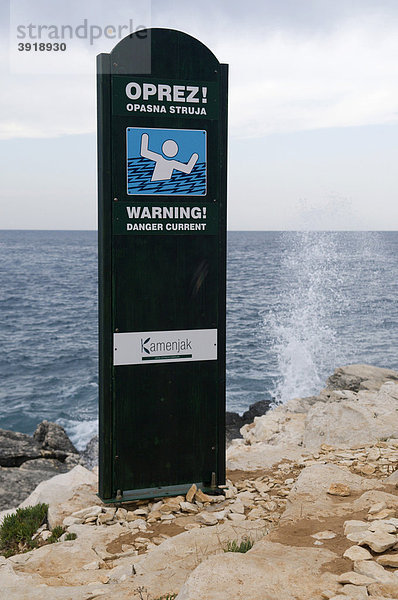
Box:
1, 0, 398, 230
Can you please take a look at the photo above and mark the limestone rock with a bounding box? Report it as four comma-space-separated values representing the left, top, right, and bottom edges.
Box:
33, 421, 78, 454
229, 499, 245, 514
304, 381, 398, 448
227, 513, 246, 522
325, 364, 398, 393
343, 546, 373, 561
328, 483, 351, 497
196, 512, 218, 526
340, 584, 369, 599
344, 521, 369, 536
79, 435, 98, 469
176, 540, 339, 600
337, 571, 375, 585
180, 501, 198, 514
0, 429, 42, 467
240, 407, 306, 447
358, 531, 397, 553
312, 531, 337, 540
282, 464, 380, 521
376, 554, 398, 567
226, 399, 272, 443
369, 502, 387, 515
368, 521, 396, 534
354, 559, 396, 584
368, 509, 396, 520
194, 489, 213, 503
0, 458, 70, 511
186, 483, 197, 503
368, 581, 398, 598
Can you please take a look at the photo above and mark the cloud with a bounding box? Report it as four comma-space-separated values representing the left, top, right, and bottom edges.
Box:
224, 22, 398, 138
1, 6, 398, 140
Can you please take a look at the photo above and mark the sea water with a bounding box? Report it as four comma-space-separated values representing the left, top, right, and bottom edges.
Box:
0, 230, 397, 449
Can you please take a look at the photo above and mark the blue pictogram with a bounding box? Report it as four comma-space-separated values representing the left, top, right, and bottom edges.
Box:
126, 127, 206, 196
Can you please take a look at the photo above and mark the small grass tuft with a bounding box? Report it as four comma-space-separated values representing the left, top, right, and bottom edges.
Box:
48, 525, 64, 544
0, 503, 48, 557
224, 537, 254, 553
135, 587, 177, 600
65, 532, 77, 541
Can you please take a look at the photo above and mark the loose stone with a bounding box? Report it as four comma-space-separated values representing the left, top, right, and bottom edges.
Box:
343, 545, 373, 561
327, 483, 351, 496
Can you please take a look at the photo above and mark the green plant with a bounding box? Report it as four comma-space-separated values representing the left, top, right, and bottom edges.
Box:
65, 532, 77, 541
135, 588, 177, 600
48, 525, 64, 544
224, 537, 254, 553
0, 503, 48, 557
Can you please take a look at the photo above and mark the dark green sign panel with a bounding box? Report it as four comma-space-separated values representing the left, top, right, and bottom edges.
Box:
97, 29, 228, 503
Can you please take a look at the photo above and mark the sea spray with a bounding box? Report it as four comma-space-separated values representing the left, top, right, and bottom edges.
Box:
264, 231, 349, 404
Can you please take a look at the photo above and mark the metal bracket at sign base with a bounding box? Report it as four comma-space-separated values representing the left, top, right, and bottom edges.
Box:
98, 482, 224, 504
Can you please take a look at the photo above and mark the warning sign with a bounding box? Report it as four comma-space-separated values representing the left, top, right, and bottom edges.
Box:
126, 127, 206, 196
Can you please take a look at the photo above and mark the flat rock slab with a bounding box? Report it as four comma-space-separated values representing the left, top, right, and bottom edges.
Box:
0, 429, 42, 467
325, 364, 398, 392
176, 540, 338, 600
0, 459, 70, 511
281, 463, 381, 521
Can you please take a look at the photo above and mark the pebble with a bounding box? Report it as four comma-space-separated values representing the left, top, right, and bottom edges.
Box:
196, 512, 218, 526
361, 464, 376, 475
354, 559, 395, 584
337, 571, 375, 585
311, 530, 336, 540
327, 483, 351, 497
186, 484, 197, 503
227, 513, 246, 522
344, 520, 369, 535
180, 501, 199, 513
368, 521, 396, 534
343, 545, 373, 561
368, 502, 387, 515
376, 553, 398, 567
368, 509, 396, 521
195, 489, 213, 503
341, 584, 369, 599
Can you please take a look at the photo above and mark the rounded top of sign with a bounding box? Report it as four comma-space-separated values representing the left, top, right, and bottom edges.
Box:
109, 28, 222, 78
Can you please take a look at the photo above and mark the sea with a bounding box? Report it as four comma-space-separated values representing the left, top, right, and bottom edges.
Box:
0, 230, 397, 450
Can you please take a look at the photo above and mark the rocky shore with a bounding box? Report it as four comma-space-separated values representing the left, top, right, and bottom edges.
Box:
0, 421, 99, 511
0, 399, 268, 511
2, 364, 398, 599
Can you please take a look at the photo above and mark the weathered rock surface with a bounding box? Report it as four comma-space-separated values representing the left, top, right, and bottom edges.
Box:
79, 434, 98, 469
226, 399, 272, 443
325, 364, 398, 393
2, 364, 398, 599
0, 459, 70, 511
33, 420, 78, 454
228, 365, 398, 471
282, 463, 381, 521
0, 422, 83, 510
176, 541, 338, 600
0, 429, 43, 467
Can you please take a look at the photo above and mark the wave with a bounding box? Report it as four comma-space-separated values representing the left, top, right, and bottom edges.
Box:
264, 231, 349, 404
56, 418, 98, 451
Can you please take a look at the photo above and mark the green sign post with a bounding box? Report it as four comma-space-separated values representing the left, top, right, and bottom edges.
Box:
97, 29, 228, 502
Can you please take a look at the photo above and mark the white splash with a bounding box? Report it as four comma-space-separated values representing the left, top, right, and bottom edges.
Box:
264, 232, 349, 404
56, 418, 98, 451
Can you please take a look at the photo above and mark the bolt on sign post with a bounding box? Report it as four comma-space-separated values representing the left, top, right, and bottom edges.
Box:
97, 28, 228, 502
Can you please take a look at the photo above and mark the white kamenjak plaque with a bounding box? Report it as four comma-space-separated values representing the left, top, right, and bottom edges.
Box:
114, 328, 217, 366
